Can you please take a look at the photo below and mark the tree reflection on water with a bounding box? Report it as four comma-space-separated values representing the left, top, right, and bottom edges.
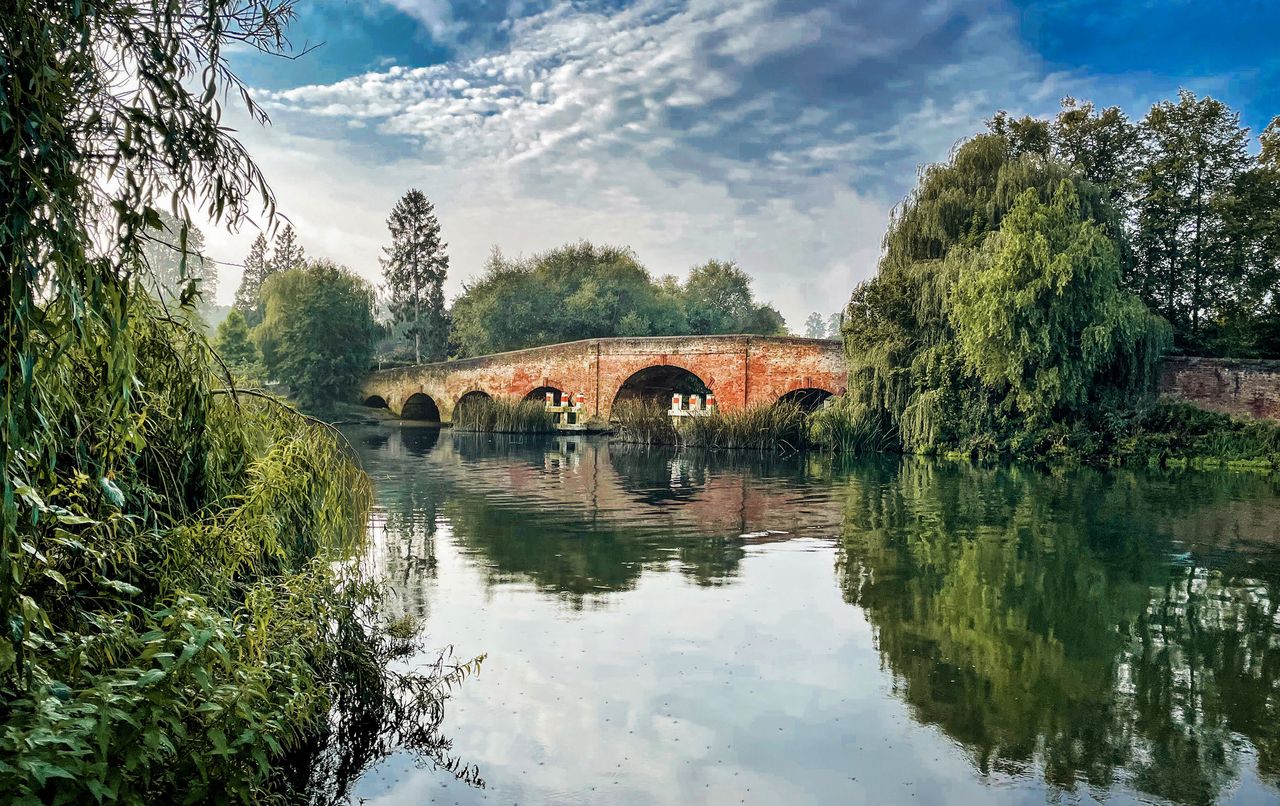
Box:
836, 459, 1280, 804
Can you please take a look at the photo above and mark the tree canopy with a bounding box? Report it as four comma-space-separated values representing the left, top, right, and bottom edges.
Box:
985, 92, 1280, 356
257, 260, 378, 410
381, 189, 449, 363
842, 133, 1169, 456
449, 242, 785, 356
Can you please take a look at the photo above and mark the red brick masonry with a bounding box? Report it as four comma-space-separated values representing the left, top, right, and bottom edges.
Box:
362, 335, 847, 423
1159, 356, 1280, 420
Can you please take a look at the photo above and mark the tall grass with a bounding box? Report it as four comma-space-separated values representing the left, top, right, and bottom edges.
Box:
610, 399, 678, 444
808, 399, 897, 454
612, 400, 819, 452
679, 401, 810, 451
453, 397, 556, 433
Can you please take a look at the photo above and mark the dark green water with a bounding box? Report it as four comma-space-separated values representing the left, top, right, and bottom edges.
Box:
345, 426, 1280, 805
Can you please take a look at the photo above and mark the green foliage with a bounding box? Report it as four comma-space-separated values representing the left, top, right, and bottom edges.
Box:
140, 211, 216, 306
257, 261, 378, 411
1, 3, 474, 800
449, 243, 783, 357
233, 234, 272, 328
213, 309, 264, 384
381, 189, 449, 363
676, 402, 809, 451
0, 300, 477, 802
681, 259, 787, 336
987, 93, 1280, 356
451, 398, 555, 433
842, 133, 1157, 457
950, 182, 1169, 419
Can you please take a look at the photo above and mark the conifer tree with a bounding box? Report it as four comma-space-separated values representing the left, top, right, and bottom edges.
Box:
233, 233, 271, 326
381, 189, 449, 363
269, 224, 306, 275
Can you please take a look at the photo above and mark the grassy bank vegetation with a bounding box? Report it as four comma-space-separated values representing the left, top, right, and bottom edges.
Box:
1, 1, 477, 800
2, 305, 480, 802
611, 396, 1280, 469
452, 398, 556, 433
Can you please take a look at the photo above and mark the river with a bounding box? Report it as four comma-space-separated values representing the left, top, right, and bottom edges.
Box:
340, 425, 1280, 805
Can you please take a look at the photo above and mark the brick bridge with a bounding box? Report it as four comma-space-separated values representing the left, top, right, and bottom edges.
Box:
361, 335, 847, 424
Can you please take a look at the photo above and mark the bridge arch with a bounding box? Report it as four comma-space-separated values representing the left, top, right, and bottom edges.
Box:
456, 389, 494, 415
363, 394, 388, 409
777, 387, 834, 412
401, 392, 441, 422
612, 364, 710, 409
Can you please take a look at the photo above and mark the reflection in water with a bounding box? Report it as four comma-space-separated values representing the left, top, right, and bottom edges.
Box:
347, 426, 1280, 805
838, 461, 1280, 803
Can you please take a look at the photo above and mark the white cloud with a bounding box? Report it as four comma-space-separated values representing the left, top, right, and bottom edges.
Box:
209, 0, 1090, 329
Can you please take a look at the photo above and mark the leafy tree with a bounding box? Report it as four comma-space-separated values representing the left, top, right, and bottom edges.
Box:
258, 260, 377, 410
987, 110, 1052, 158
1131, 90, 1250, 347
803, 312, 826, 338
140, 210, 217, 305
233, 233, 271, 326
951, 182, 1168, 419
842, 133, 1165, 455
381, 189, 449, 363
825, 311, 843, 339
1051, 98, 1140, 209
451, 242, 687, 355
682, 259, 786, 336
213, 308, 260, 369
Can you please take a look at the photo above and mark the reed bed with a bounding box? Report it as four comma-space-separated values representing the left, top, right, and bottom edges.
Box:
610, 399, 679, 444
679, 401, 810, 451
452, 397, 556, 433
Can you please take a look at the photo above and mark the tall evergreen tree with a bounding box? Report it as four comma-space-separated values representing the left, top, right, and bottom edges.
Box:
1132, 90, 1250, 346
269, 223, 306, 275
233, 233, 270, 326
381, 189, 449, 363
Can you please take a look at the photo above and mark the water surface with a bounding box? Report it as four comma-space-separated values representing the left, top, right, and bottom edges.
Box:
346, 427, 1280, 805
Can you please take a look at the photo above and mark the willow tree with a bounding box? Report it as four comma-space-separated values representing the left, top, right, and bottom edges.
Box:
842, 134, 1168, 456
950, 181, 1168, 421
1, 2, 474, 800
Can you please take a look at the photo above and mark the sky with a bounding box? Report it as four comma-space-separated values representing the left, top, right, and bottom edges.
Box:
204, 0, 1280, 331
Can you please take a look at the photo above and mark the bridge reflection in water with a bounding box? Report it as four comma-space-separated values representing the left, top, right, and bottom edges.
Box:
350, 426, 1280, 806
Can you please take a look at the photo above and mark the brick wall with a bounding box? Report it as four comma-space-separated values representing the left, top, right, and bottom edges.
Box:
1160, 356, 1280, 420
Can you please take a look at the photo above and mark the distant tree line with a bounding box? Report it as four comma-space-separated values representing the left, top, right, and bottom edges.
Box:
986, 91, 1280, 356
450, 244, 785, 357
